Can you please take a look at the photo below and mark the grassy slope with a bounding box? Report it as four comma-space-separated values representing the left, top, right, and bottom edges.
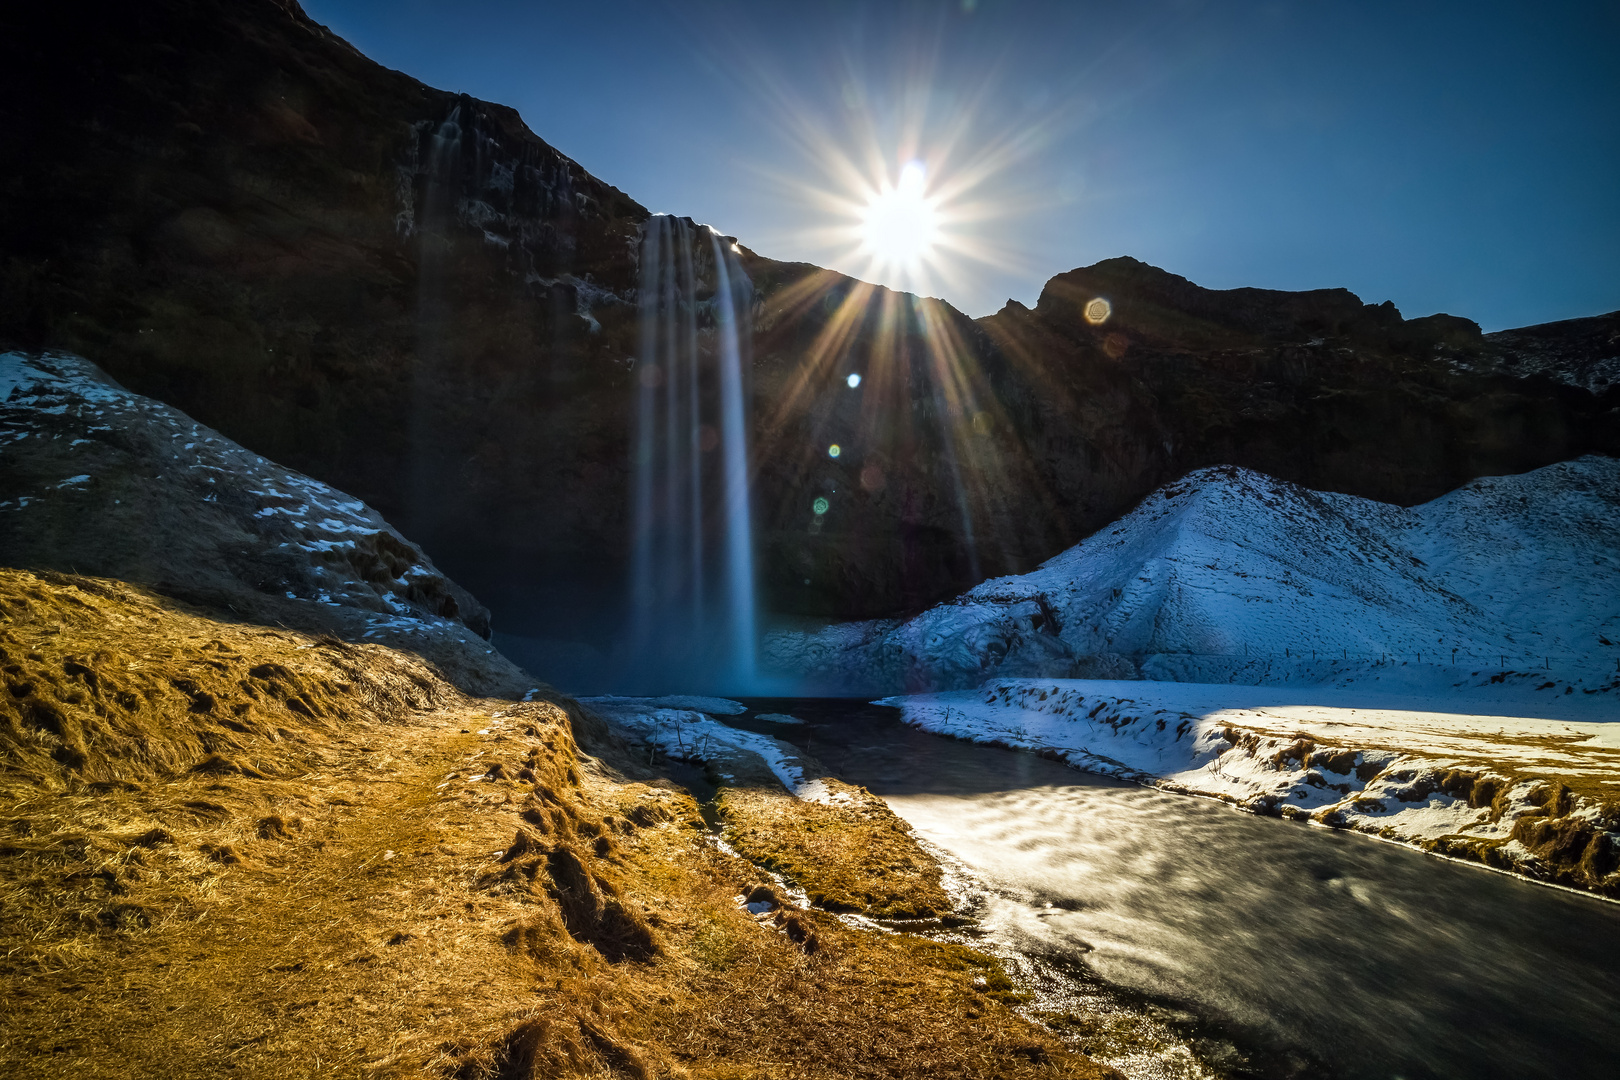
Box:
0, 568, 1121, 1079
717, 779, 951, 919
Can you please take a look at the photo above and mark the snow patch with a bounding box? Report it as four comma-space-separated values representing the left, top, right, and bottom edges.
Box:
583, 697, 833, 800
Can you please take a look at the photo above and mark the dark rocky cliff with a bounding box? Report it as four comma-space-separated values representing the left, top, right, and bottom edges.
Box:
1, 0, 649, 641
745, 254, 1618, 619
3, 0, 1615, 645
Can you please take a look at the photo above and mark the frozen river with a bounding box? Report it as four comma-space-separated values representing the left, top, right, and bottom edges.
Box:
732, 698, 1620, 1080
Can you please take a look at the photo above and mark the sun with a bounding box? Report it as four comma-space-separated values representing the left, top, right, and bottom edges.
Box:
859, 161, 940, 273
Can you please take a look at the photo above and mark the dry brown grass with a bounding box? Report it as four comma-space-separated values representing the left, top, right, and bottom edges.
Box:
0, 568, 453, 793
0, 568, 1124, 1079
716, 779, 950, 918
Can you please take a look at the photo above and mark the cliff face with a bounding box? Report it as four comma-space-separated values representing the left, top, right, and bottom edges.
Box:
3, 1, 1615, 642
746, 254, 1619, 619
952, 260, 1619, 599
1, 0, 649, 639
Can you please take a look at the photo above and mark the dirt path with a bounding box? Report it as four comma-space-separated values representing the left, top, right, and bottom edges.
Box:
2, 701, 554, 1079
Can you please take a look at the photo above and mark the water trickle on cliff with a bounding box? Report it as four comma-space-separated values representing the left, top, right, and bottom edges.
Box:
626, 216, 758, 692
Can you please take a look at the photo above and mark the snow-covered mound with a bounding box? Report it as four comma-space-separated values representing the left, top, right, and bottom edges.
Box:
765, 458, 1620, 694
0, 351, 494, 648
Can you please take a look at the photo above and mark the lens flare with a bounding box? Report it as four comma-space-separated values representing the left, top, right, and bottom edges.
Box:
828, 443, 842, 458
701, 33, 1094, 602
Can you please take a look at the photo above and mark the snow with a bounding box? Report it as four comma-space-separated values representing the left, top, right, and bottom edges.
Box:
881, 676, 1620, 867
582, 697, 833, 801
766, 458, 1620, 696
598, 695, 750, 716
759, 457, 1620, 885
0, 350, 484, 637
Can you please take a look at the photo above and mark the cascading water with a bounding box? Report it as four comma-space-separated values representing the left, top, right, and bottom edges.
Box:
626, 215, 758, 692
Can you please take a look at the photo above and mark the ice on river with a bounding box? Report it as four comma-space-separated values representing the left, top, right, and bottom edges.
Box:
883, 676, 1620, 874
581, 696, 833, 801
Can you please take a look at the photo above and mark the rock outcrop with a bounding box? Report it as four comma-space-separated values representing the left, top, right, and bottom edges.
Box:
2, 0, 1614, 648
0, 351, 521, 693
1, 0, 648, 644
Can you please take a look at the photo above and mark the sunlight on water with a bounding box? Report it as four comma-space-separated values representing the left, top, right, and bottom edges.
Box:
783, 703, 1620, 1080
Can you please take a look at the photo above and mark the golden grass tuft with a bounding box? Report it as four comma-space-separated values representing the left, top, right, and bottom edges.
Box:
0, 568, 450, 794
716, 778, 950, 918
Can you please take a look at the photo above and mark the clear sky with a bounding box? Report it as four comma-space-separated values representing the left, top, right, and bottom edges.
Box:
303, 0, 1619, 330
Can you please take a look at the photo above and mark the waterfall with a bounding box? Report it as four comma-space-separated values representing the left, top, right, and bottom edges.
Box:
627, 215, 758, 692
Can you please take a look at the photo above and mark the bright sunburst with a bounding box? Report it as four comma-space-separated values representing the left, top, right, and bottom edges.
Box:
860, 161, 940, 272
724, 32, 1074, 302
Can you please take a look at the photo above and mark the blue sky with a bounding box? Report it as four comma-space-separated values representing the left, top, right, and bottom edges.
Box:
305, 0, 1620, 329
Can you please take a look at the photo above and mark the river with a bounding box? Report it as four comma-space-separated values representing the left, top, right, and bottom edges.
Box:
730, 698, 1620, 1080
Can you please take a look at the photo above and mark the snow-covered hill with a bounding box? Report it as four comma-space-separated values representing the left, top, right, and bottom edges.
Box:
765, 458, 1620, 697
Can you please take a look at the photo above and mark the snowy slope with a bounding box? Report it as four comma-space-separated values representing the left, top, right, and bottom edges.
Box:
0, 351, 500, 658
765, 459, 1620, 695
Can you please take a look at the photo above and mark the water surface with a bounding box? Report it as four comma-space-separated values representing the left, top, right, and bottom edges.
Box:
734, 698, 1620, 1080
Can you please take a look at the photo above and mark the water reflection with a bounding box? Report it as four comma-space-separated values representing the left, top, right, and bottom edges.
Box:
736, 699, 1620, 1080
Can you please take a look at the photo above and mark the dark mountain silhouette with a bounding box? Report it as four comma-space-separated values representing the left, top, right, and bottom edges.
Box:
2, 0, 1614, 641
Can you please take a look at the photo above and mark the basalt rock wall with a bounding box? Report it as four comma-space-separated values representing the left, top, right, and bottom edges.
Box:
2, 0, 1615, 642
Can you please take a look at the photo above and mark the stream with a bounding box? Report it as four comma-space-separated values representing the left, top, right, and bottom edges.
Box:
730, 698, 1620, 1080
